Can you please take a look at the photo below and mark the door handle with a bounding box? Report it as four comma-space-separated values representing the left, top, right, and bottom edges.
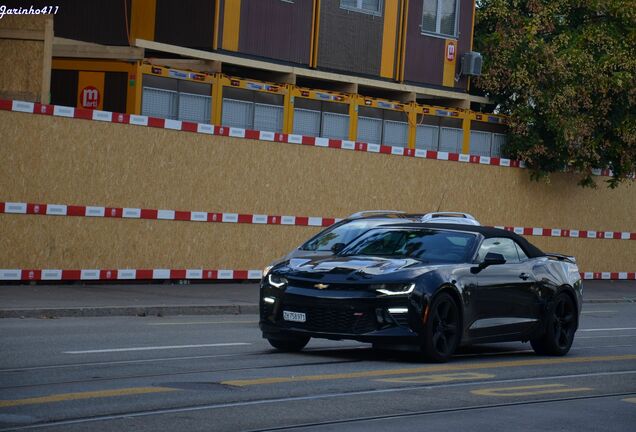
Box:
519, 273, 530, 280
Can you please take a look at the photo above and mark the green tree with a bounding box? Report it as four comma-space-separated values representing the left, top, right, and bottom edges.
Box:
473, 0, 636, 187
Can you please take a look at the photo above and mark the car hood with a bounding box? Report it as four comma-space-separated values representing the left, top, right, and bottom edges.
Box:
277, 255, 434, 280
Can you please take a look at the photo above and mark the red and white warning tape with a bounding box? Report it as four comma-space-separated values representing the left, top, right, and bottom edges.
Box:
0, 269, 633, 281
1, 201, 634, 240
0, 98, 616, 177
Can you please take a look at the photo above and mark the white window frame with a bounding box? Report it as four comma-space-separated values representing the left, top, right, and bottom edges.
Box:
420, 0, 460, 38
340, 0, 383, 17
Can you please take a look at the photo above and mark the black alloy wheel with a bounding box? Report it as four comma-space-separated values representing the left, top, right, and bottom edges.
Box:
531, 292, 577, 356
421, 292, 461, 362
267, 336, 310, 352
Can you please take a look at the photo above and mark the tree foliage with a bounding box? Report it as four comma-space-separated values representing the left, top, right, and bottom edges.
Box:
474, 0, 636, 187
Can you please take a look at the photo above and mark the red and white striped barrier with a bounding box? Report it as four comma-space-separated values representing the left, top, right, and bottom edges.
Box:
1, 200, 634, 240
0, 201, 338, 227
0, 269, 633, 281
0, 268, 263, 281
0, 98, 616, 177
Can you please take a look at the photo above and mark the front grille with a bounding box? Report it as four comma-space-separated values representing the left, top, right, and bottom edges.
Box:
287, 278, 371, 291
280, 304, 377, 334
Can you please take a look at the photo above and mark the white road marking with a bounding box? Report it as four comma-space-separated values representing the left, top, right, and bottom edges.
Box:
581, 310, 615, 314
577, 334, 636, 339
63, 343, 250, 354
579, 328, 636, 332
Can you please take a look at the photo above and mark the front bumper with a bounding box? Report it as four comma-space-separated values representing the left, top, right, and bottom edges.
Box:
259, 284, 421, 344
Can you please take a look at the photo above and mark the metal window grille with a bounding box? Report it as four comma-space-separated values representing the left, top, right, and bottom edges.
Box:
222, 98, 254, 129
293, 108, 321, 137
178, 92, 211, 124
254, 103, 284, 132
321, 112, 350, 140
439, 127, 463, 153
383, 120, 409, 147
142, 87, 178, 120
357, 116, 383, 144
415, 124, 440, 150
469, 130, 493, 157
491, 133, 507, 157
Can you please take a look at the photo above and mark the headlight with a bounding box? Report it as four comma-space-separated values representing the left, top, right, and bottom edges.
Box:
374, 283, 415, 296
262, 265, 273, 278
267, 273, 288, 288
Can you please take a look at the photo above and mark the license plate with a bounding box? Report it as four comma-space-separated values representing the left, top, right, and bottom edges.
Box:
283, 310, 306, 323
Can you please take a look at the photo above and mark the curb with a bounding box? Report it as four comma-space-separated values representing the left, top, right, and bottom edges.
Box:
0, 304, 259, 319
1, 298, 634, 318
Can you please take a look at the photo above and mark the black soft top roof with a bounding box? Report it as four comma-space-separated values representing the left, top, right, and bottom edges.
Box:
380, 222, 546, 258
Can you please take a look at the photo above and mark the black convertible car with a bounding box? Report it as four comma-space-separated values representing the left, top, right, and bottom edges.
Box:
260, 223, 582, 362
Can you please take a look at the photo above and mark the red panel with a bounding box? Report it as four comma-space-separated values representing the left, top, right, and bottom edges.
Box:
267, 215, 281, 224
104, 207, 123, 218
202, 269, 218, 279
328, 140, 342, 149
490, 157, 501, 166
100, 269, 118, 280
27, 203, 47, 214
301, 136, 316, 145
233, 270, 248, 280
147, 117, 165, 128
111, 112, 130, 124
215, 126, 229, 135
67, 205, 86, 216
542, 228, 551, 236
0, 99, 12, 111
174, 211, 191, 221
207, 212, 223, 222
322, 218, 336, 227
136, 269, 154, 279
238, 214, 253, 224
448, 153, 459, 161
62, 270, 81, 280
140, 209, 158, 219
170, 269, 187, 279
523, 228, 533, 235
426, 150, 438, 159
379, 145, 391, 154
355, 142, 367, 152
245, 129, 260, 140
0, 202, 4, 213
181, 121, 198, 132
295, 216, 309, 226
34, 103, 54, 115
21, 269, 42, 281
73, 108, 93, 120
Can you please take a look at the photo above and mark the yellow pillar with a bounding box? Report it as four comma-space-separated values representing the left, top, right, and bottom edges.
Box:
462, 115, 471, 154
222, 0, 241, 51
212, 75, 224, 125
407, 103, 417, 149
283, 86, 294, 134
348, 97, 358, 141
130, 0, 156, 42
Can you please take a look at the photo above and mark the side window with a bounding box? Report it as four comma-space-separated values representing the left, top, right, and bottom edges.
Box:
476, 238, 520, 264
515, 242, 528, 261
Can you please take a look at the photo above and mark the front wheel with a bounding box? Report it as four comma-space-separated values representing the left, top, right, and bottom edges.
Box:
267, 336, 310, 352
421, 292, 461, 363
531, 292, 577, 356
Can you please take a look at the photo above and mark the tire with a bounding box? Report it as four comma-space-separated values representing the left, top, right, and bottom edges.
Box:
531, 292, 577, 356
421, 292, 461, 363
267, 336, 310, 352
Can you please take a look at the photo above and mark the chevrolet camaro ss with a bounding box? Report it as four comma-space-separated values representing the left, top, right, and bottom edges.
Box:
259, 223, 582, 362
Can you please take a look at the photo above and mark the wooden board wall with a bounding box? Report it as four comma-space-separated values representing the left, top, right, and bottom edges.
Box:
0, 110, 634, 271
0, 15, 52, 103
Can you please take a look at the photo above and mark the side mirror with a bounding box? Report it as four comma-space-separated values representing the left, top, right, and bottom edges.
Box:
331, 243, 346, 254
471, 252, 506, 274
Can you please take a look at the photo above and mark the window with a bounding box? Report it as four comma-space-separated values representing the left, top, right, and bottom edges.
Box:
476, 238, 521, 264
340, 0, 383, 16
421, 0, 459, 37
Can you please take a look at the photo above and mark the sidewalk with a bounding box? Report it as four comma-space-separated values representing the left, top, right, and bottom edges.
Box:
0, 280, 634, 318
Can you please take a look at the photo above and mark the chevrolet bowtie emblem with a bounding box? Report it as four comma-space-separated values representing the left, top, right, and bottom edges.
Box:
314, 283, 329, 289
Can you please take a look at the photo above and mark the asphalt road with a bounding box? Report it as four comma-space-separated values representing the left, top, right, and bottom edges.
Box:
1, 304, 635, 431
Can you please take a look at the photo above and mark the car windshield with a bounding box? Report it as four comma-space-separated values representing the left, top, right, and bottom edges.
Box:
300, 219, 402, 251
340, 228, 478, 264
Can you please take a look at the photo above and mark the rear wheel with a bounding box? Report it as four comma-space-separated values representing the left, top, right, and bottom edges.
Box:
267, 336, 310, 352
531, 292, 577, 356
421, 292, 461, 362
